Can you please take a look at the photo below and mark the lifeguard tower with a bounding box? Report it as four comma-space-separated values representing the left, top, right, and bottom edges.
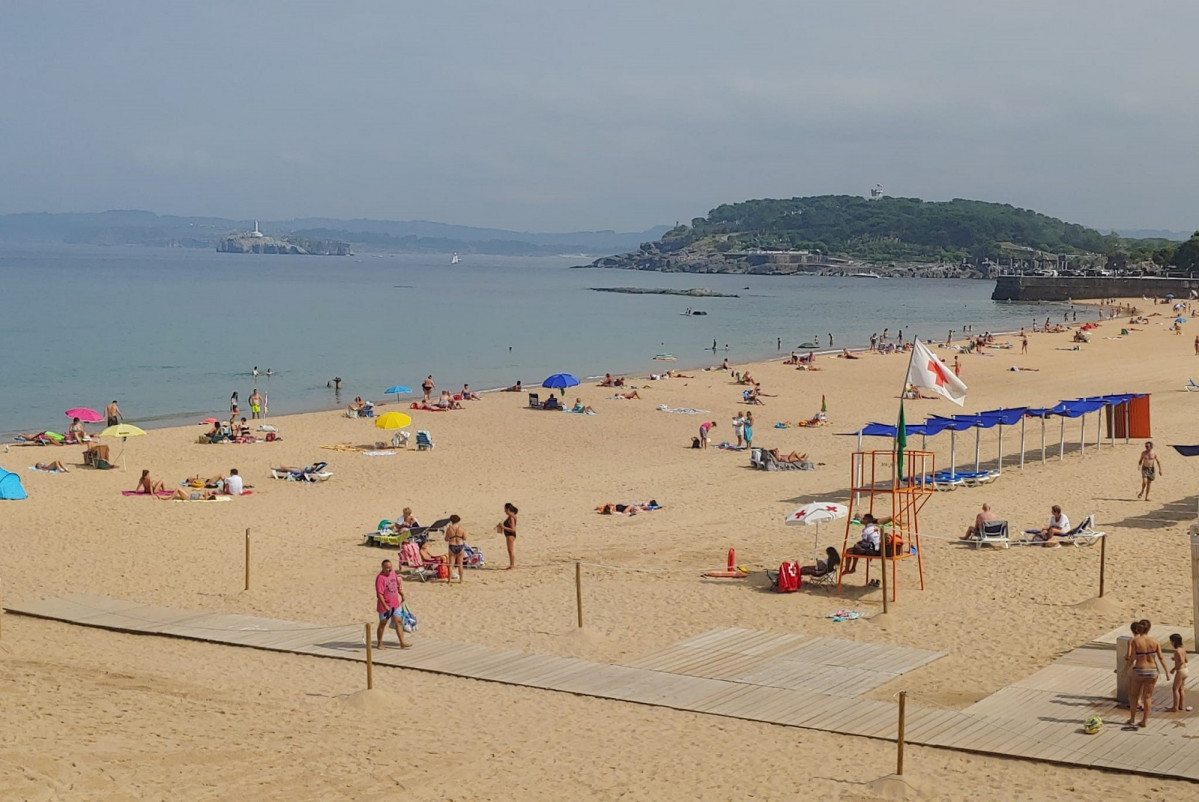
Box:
837, 449, 934, 601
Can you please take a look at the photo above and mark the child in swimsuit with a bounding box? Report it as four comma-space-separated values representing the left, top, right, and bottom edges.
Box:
1169, 633, 1191, 712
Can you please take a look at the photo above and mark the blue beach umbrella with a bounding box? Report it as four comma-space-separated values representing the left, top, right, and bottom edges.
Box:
384, 385, 411, 401
542, 373, 580, 396
1176, 317, 1188, 324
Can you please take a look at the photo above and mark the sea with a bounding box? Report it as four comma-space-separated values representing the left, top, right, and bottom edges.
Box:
0, 244, 1063, 435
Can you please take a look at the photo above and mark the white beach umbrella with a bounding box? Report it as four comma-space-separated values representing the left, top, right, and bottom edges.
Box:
785, 502, 850, 554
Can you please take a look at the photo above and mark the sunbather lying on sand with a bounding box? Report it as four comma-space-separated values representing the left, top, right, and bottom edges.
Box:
839, 349, 859, 359
14, 432, 65, 445
597, 500, 661, 515
613, 390, 641, 400
161, 488, 218, 501
35, 460, 69, 472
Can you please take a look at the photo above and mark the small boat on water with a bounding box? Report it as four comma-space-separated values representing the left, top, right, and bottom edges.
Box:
851, 271, 883, 279
653, 354, 677, 361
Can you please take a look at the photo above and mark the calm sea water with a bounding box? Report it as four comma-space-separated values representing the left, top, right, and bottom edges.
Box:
0, 244, 1060, 434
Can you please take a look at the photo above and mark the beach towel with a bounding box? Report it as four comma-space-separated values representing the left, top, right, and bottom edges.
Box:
362, 451, 396, 456
828, 610, 862, 622
122, 490, 175, 497
656, 405, 710, 414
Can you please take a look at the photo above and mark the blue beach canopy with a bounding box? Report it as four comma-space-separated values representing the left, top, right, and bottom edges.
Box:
542, 373, 581, 389
0, 467, 27, 500
384, 385, 411, 395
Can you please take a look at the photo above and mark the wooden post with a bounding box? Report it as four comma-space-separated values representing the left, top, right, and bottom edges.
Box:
880, 532, 889, 614
365, 623, 374, 690
1099, 534, 1107, 598
575, 562, 584, 628
896, 690, 907, 776
1191, 524, 1199, 651
244, 528, 251, 591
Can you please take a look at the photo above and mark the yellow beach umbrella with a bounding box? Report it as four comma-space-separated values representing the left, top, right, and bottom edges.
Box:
98, 423, 146, 471
375, 412, 412, 430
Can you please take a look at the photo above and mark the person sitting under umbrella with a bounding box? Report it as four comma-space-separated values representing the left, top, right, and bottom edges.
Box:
800, 547, 840, 577
542, 395, 563, 411
67, 417, 88, 443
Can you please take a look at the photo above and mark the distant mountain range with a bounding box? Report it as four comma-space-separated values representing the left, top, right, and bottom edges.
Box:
1114, 228, 1193, 242
0, 210, 671, 256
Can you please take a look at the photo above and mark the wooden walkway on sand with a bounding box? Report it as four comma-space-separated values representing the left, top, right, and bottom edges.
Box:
7, 595, 1199, 782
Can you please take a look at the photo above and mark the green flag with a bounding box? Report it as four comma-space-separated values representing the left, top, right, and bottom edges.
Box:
896, 400, 907, 481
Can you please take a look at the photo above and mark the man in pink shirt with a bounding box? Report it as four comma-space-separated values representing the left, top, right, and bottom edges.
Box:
375, 559, 410, 649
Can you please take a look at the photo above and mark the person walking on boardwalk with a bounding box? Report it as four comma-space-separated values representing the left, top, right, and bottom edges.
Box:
1137, 442, 1162, 501
375, 559, 410, 649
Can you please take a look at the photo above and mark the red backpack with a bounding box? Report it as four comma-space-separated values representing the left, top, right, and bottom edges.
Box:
776, 561, 800, 593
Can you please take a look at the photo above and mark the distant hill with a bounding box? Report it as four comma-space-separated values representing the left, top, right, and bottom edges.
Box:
664, 195, 1119, 262
0, 210, 669, 256
1115, 228, 1191, 242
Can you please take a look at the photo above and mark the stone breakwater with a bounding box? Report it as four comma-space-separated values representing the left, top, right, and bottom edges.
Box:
589, 287, 739, 298
992, 275, 1199, 301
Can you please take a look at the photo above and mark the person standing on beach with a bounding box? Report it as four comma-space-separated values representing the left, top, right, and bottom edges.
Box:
699, 420, 716, 449
777, 337, 781, 351
422, 375, 435, 403
953, 356, 961, 377
499, 503, 518, 569
1137, 442, 1162, 500
1124, 620, 1168, 728
1021, 332, 1029, 354
445, 515, 467, 583
248, 389, 264, 420
828, 333, 833, 347
375, 560, 410, 648
105, 400, 122, 428
731, 412, 746, 447
230, 392, 239, 414
1193, 335, 1198, 356
743, 411, 754, 449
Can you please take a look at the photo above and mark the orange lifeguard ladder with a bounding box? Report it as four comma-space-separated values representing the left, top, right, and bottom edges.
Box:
837, 449, 933, 602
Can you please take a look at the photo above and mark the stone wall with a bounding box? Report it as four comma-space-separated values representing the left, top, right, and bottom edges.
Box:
992, 275, 1199, 301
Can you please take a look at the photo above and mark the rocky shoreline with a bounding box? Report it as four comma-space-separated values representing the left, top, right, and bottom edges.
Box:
577, 242, 986, 279
217, 234, 351, 256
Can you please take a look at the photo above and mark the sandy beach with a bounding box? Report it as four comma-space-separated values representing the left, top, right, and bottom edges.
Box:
4, 300, 1199, 800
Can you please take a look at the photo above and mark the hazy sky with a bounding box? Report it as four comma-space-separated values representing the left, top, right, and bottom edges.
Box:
3, 1, 1197, 232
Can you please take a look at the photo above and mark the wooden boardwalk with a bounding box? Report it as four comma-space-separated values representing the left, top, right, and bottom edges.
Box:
7, 595, 1199, 782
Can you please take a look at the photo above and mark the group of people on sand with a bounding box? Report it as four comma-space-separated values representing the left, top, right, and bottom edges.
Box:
598, 373, 626, 387
132, 467, 245, 499
1122, 620, 1189, 728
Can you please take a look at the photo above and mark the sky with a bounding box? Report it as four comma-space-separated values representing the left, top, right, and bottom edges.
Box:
3, 1, 1197, 233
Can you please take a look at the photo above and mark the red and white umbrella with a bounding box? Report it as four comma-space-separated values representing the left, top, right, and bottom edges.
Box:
785, 501, 849, 552
785, 502, 848, 527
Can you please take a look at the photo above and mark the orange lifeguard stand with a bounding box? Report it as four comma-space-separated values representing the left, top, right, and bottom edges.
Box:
837, 449, 934, 602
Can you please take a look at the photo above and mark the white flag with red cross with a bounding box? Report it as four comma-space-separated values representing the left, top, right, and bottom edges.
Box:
908, 338, 967, 406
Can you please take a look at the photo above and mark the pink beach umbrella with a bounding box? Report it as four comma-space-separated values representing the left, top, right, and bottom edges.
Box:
65, 407, 104, 423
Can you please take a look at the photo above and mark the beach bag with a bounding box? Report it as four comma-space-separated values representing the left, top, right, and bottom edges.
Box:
399, 604, 417, 633
884, 532, 904, 557
691, 437, 701, 449
776, 562, 800, 593
265, 432, 277, 441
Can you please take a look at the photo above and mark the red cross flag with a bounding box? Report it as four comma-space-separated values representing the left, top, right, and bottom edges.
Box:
908, 338, 967, 406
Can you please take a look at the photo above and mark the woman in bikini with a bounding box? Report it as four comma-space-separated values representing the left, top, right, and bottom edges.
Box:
499, 502, 518, 569
444, 514, 466, 584
1125, 619, 1170, 727
135, 469, 166, 495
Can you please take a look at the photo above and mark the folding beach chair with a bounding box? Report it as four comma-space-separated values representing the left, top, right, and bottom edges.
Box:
973, 519, 1010, 550
1063, 515, 1105, 547
416, 430, 434, 450
1186, 378, 1199, 392
528, 393, 541, 408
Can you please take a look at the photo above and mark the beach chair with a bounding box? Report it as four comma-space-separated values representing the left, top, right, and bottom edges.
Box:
405, 516, 453, 545
804, 550, 840, 591
1185, 378, 1199, 392
271, 461, 332, 482
416, 430, 434, 450
364, 520, 405, 547
973, 519, 1010, 550
391, 430, 411, 449
397, 540, 442, 581
528, 393, 541, 408
749, 448, 765, 469
1063, 515, 1105, 547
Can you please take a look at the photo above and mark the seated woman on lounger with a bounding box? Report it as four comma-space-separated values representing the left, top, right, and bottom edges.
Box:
35, 460, 69, 472
767, 448, 809, 463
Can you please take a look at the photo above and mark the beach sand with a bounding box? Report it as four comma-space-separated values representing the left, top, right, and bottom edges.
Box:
3, 301, 1198, 799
